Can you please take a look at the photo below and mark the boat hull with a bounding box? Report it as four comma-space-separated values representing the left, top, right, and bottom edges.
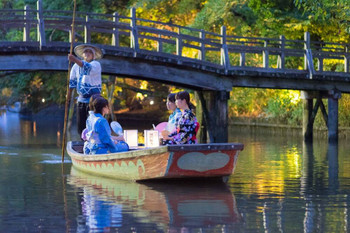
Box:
67, 141, 243, 181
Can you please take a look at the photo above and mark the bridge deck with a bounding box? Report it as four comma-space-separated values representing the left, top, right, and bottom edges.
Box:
1, 3, 350, 92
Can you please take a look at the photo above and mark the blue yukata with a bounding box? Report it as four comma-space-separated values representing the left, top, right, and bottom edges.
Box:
84, 112, 129, 154
167, 107, 182, 133
162, 108, 182, 145
69, 60, 102, 103
167, 109, 198, 144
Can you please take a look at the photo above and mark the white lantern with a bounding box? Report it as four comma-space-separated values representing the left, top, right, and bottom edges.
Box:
124, 130, 138, 149
144, 130, 160, 148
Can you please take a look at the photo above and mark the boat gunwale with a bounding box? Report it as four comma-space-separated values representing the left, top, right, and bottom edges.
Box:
67, 141, 244, 162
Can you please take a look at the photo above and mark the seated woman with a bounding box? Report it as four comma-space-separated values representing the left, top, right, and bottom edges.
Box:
161, 91, 198, 144
81, 93, 101, 141
82, 94, 125, 142
161, 93, 182, 145
84, 97, 129, 154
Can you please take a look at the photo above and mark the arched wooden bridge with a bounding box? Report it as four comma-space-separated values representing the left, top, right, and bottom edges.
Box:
1, 0, 350, 142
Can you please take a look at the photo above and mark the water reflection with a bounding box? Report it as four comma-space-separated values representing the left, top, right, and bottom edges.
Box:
0, 110, 63, 146
228, 129, 350, 233
68, 167, 242, 232
1, 115, 350, 232
300, 142, 343, 232
301, 142, 339, 195
327, 143, 339, 193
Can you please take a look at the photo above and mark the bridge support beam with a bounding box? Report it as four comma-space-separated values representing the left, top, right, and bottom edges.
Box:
301, 90, 341, 143
196, 90, 229, 143
328, 91, 340, 143
302, 97, 313, 142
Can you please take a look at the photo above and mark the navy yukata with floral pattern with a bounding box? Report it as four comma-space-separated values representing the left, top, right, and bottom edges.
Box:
168, 109, 198, 144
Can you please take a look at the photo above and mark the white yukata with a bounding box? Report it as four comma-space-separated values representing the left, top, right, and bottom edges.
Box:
69, 60, 102, 103
69, 60, 102, 135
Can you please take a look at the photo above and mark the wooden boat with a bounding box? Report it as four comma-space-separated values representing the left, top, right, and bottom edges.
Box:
68, 167, 242, 230
67, 141, 244, 181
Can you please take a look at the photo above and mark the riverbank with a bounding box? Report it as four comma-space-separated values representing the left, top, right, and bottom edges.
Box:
6, 104, 350, 139
230, 120, 350, 139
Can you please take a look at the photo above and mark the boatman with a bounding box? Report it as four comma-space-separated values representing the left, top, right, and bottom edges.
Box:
68, 44, 103, 136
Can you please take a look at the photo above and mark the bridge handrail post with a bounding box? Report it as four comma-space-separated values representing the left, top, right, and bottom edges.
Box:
344, 45, 349, 73
318, 57, 323, 71
112, 12, 119, 46
263, 40, 269, 68
304, 31, 310, 70
198, 30, 205, 61
220, 26, 230, 73
157, 34, 163, 52
84, 14, 91, 43
23, 5, 31, 42
277, 35, 285, 69
304, 32, 315, 79
176, 27, 183, 57
240, 41, 246, 67
36, 0, 46, 48
130, 8, 139, 53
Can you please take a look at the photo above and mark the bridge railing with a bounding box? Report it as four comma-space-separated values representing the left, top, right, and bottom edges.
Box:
1, 0, 350, 78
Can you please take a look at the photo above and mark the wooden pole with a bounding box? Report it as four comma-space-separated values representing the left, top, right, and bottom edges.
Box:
61, 0, 77, 162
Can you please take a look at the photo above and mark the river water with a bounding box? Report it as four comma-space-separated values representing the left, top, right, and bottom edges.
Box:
0, 110, 349, 232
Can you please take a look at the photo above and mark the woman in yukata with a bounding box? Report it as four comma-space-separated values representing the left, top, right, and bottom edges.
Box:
83, 97, 129, 154
161, 91, 198, 144
161, 93, 182, 144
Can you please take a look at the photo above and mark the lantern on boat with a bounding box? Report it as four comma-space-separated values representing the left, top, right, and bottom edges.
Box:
124, 130, 138, 149
144, 130, 159, 148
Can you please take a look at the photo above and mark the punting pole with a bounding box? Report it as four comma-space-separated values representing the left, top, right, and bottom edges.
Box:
61, 0, 77, 162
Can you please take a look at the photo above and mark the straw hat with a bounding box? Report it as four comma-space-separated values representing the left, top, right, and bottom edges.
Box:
74, 44, 103, 60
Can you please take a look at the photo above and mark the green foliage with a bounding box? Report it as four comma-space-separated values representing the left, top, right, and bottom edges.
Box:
0, 71, 66, 112
229, 88, 303, 126
0, 88, 12, 106
339, 94, 350, 127
229, 88, 269, 117
190, 0, 229, 31
229, 3, 256, 27
43, 0, 102, 12
0, 0, 36, 9
132, 0, 203, 17
265, 90, 302, 125
3, 0, 350, 127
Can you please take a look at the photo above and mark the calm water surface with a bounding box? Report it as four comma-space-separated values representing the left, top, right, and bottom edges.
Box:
0, 110, 350, 232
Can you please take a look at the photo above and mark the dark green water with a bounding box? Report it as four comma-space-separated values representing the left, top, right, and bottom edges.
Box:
0, 110, 349, 232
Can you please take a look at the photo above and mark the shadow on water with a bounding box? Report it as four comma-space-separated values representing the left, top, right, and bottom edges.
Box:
300, 142, 342, 233
327, 143, 339, 193
67, 167, 243, 232
301, 141, 339, 195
